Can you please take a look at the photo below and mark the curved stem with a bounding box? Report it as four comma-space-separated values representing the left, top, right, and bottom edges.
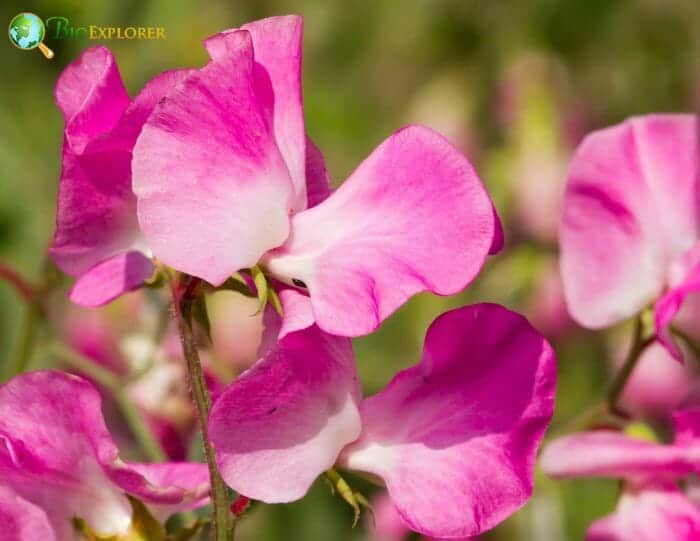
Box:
5, 300, 41, 380
47, 341, 167, 462
606, 316, 654, 414
172, 277, 231, 541
0, 262, 36, 302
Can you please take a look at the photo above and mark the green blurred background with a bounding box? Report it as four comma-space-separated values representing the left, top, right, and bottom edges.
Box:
1, 0, 700, 539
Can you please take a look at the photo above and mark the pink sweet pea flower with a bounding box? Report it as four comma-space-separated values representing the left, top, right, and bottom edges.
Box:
132, 15, 502, 338
559, 114, 700, 361
208, 303, 556, 538
0, 370, 209, 540
541, 409, 700, 540
50, 46, 194, 307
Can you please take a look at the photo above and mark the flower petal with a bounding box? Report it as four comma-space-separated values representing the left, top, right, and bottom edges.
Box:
205, 16, 306, 211
305, 136, 332, 207
0, 486, 56, 541
51, 68, 192, 279
115, 462, 210, 519
209, 325, 362, 503
265, 126, 498, 336
0, 371, 133, 536
541, 431, 694, 482
587, 486, 700, 541
341, 303, 557, 538
655, 260, 700, 362
133, 30, 294, 285
560, 114, 699, 329
54, 46, 129, 153
68, 251, 154, 307
0, 370, 209, 536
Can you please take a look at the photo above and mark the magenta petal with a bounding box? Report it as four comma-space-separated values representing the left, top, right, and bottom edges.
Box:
341, 303, 557, 538
0, 486, 56, 541
541, 431, 695, 482
673, 408, 700, 447
51, 68, 191, 280
265, 126, 498, 336
115, 462, 210, 518
209, 326, 362, 503
305, 136, 333, 207
54, 46, 129, 153
68, 251, 154, 307
489, 205, 505, 254
587, 486, 700, 541
654, 262, 700, 362
560, 114, 699, 329
0, 370, 209, 536
133, 30, 294, 285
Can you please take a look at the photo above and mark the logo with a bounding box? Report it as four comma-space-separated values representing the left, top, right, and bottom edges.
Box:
8, 12, 54, 59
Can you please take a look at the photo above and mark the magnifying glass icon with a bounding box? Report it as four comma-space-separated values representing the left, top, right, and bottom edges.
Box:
8, 13, 54, 59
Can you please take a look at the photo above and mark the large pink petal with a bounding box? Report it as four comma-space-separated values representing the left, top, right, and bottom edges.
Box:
133, 30, 294, 285
560, 114, 699, 329
541, 431, 695, 482
0, 486, 56, 541
0, 371, 208, 536
209, 326, 362, 503
587, 486, 700, 541
341, 303, 557, 538
54, 46, 129, 153
264, 126, 498, 337
205, 16, 306, 211
51, 68, 192, 278
654, 261, 700, 362
68, 251, 154, 307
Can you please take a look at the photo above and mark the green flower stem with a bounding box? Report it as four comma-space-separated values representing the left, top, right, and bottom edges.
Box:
173, 277, 232, 541
5, 300, 41, 380
46, 341, 167, 462
606, 315, 654, 414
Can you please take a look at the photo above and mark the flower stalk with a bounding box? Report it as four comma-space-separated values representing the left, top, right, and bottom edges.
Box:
606, 315, 654, 415
172, 276, 232, 541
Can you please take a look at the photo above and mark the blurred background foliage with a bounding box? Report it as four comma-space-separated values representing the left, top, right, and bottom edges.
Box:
1, 0, 700, 539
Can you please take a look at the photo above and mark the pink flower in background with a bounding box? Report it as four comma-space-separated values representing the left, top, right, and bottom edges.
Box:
208, 303, 556, 538
0, 370, 209, 540
50, 46, 194, 307
617, 342, 696, 420
132, 15, 502, 338
560, 114, 700, 361
541, 409, 700, 540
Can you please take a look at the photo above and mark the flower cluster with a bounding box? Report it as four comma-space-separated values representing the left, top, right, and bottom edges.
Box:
7, 10, 700, 541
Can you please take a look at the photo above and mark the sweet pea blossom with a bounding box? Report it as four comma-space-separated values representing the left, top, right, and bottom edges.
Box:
559, 114, 700, 360
208, 303, 556, 538
132, 15, 502, 338
541, 409, 700, 540
50, 45, 195, 307
0, 370, 209, 540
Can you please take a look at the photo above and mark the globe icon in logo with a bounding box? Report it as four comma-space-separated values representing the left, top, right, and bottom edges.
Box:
8, 12, 54, 58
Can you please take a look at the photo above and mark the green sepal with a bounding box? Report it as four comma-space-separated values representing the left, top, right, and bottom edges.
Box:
324, 469, 373, 527
251, 266, 269, 315
219, 272, 256, 298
